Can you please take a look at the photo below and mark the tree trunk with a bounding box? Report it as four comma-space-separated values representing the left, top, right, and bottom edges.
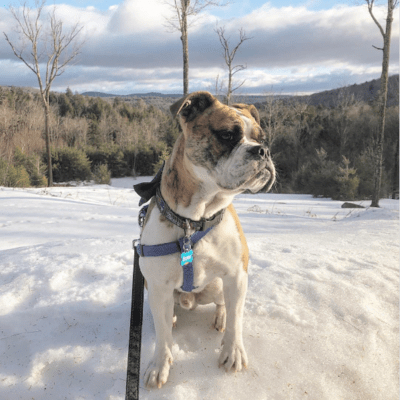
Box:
181, 8, 189, 95
44, 103, 53, 187
371, 2, 394, 207
227, 67, 232, 105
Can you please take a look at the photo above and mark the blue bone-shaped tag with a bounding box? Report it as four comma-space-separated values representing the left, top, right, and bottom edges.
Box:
180, 249, 193, 266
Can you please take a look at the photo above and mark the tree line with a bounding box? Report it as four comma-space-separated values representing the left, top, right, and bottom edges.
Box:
259, 92, 399, 200
0, 85, 398, 200
0, 87, 179, 186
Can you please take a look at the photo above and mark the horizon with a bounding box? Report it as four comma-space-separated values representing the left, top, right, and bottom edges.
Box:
3, 72, 399, 99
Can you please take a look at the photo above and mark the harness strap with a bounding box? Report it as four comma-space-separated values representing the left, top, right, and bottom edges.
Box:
136, 226, 214, 258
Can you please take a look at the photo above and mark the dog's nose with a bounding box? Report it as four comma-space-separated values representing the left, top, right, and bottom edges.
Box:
249, 145, 270, 160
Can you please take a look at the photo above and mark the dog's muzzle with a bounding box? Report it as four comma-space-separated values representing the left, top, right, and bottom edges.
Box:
248, 144, 275, 192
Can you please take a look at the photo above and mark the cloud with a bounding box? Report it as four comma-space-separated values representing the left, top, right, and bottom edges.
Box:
0, 1, 398, 94
107, 0, 173, 34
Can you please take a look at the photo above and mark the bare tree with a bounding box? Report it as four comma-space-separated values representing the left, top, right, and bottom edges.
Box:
365, 0, 398, 207
215, 26, 252, 105
289, 98, 311, 170
4, 0, 84, 186
260, 92, 289, 148
213, 73, 225, 99
164, 0, 227, 95
332, 87, 359, 157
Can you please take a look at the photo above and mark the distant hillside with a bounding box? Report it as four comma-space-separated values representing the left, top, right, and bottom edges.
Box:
80, 75, 399, 108
4, 75, 398, 109
297, 74, 399, 107
81, 91, 116, 98
81, 91, 182, 99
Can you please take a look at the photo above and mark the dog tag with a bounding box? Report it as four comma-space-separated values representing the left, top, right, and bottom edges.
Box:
180, 249, 193, 266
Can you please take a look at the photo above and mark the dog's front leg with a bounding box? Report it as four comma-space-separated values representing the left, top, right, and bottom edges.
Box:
219, 271, 248, 372
144, 283, 175, 388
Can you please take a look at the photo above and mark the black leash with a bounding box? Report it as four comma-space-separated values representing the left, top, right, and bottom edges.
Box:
125, 244, 144, 400
125, 165, 163, 400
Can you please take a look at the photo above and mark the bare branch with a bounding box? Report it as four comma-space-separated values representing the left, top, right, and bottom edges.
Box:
163, 0, 229, 32
4, 1, 83, 98
186, 0, 230, 17
232, 79, 246, 93
3, 32, 38, 75
366, 0, 385, 38
215, 25, 252, 104
232, 64, 247, 75
4, 0, 84, 186
163, 0, 228, 94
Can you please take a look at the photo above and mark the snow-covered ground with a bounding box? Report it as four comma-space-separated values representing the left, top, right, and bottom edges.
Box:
0, 178, 398, 400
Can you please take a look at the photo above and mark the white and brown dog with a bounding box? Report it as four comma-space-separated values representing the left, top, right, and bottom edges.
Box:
136, 91, 275, 388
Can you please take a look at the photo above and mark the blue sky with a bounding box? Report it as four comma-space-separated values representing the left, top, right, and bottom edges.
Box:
0, 1, 398, 95
52, 0, 342, 12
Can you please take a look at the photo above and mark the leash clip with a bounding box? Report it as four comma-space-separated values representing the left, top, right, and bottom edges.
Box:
182, 236, 192, 252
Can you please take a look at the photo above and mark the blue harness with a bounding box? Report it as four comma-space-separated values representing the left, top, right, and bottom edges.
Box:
133, 165, 225, 292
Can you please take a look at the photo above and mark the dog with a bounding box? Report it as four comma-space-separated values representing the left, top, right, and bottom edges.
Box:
136, 91, 275, 388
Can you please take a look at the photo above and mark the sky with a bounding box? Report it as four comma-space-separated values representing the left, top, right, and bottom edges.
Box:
0, 0, 398, 95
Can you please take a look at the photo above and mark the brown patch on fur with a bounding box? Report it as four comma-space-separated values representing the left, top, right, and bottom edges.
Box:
184, 100, 263, 147
161, 134, 198, 208
249, 126, 263, 142
209, 103, 245, 133
170, 91, 215, 121
185, 102, 244, 138
183, 102, 246, 167
227, 204, 249, 273
232, 103, 260, 124
232, 104, 264, 142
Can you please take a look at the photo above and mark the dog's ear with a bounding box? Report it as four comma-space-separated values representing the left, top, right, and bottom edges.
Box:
170, 91, 215, 122
232, 103, 261, 125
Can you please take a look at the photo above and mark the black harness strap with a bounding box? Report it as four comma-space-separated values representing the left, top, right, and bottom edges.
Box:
125, 245, 144, 400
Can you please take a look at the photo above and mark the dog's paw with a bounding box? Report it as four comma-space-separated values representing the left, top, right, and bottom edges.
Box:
218, 341, 248, 372
172, 314, 177, 328
213, 304, 226, 332
144, 348, 173, 389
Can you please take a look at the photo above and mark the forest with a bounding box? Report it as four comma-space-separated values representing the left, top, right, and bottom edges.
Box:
0, 83, 398, 201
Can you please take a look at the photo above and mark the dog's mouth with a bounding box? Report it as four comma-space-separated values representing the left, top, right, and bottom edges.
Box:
216, 160, 275, 193
247, 162, 275, 193
213, 143, 276, 193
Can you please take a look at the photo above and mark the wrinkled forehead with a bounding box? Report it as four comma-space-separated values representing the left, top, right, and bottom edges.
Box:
192, 102, 263, 141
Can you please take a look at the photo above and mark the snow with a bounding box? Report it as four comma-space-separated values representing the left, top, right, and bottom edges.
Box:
0, 179, 398, 400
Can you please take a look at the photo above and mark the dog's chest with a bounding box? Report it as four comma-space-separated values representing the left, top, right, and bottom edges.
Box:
140, 207, 244, 291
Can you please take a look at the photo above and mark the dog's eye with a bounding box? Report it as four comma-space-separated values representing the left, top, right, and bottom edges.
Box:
219, 131, 233, 141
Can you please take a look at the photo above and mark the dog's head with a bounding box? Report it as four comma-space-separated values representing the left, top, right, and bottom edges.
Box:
170, 91, 275, 194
